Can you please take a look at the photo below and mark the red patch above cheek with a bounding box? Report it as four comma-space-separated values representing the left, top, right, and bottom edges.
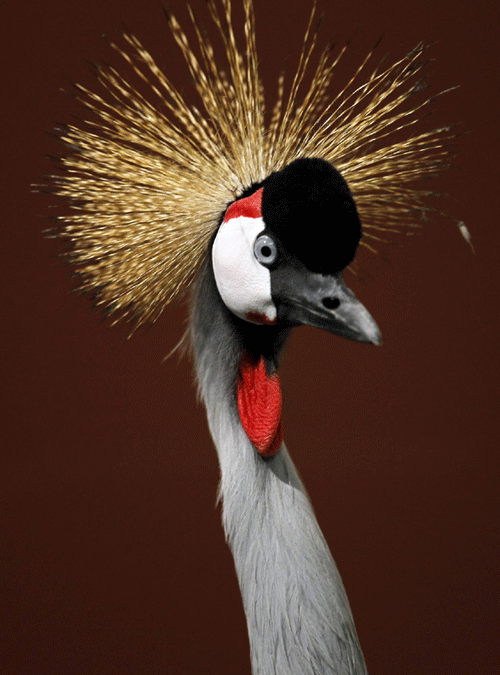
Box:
237, 353, 283, 457
223, 187, 263, 221
245, 312, 277, 325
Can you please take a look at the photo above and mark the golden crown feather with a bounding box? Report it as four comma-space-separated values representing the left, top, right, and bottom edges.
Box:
46, 0, 456, 327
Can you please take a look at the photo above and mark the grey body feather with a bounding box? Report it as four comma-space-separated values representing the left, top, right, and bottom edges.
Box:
190, 258, 368, 675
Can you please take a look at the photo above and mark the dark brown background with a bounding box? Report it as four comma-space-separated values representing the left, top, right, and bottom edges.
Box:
3, 0, 499, 673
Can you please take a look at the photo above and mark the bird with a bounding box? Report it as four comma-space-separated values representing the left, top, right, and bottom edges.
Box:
44, 0, 456, 672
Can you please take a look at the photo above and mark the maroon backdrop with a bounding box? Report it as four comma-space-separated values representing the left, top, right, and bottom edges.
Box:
3, 0, 499, 673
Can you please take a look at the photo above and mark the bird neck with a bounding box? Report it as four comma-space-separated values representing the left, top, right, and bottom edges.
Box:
189, 257, 367, 675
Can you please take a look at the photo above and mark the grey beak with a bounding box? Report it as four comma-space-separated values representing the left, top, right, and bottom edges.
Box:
272, 267, 382, 345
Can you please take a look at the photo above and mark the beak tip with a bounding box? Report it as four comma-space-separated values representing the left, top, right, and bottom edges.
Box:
371, 329, 382, 346
360, 330, 382, 346
354, 315, 381, 346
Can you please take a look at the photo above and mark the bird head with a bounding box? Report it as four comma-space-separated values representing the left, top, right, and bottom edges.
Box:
212, 158, 381, 345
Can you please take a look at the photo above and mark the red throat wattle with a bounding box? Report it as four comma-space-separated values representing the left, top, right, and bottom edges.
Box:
237, 353, 283, 457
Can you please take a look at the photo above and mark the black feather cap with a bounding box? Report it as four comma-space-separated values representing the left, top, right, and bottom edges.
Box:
260, 158, 362, 274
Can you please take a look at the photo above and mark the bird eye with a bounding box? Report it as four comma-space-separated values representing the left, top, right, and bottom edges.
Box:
254, 235, 277, 266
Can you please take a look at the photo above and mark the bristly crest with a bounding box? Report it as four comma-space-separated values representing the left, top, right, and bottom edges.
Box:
47, 0, 455, 327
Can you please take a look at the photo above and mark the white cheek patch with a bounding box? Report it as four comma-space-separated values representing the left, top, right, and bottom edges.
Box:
212, 215, 277, 324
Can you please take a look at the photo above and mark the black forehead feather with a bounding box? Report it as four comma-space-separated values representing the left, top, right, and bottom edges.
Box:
261, 158, 362, 274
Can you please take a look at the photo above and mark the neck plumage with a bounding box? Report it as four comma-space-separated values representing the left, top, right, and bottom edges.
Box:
190, 257, 368, 675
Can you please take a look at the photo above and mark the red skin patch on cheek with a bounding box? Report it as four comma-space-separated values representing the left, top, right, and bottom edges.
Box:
245, 312, 277, 325
237, 353, 283, 457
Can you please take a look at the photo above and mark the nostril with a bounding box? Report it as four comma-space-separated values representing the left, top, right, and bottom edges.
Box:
322, 297, 340, 310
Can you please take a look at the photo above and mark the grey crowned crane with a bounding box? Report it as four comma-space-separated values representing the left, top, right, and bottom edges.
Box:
46, 0, 456, 672
193, 157, 379, 674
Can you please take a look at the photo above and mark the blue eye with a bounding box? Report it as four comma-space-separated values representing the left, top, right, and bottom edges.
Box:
254, 235, 277, 265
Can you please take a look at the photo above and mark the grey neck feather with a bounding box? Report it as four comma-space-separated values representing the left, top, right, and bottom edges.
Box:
190, 257, 368, 675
